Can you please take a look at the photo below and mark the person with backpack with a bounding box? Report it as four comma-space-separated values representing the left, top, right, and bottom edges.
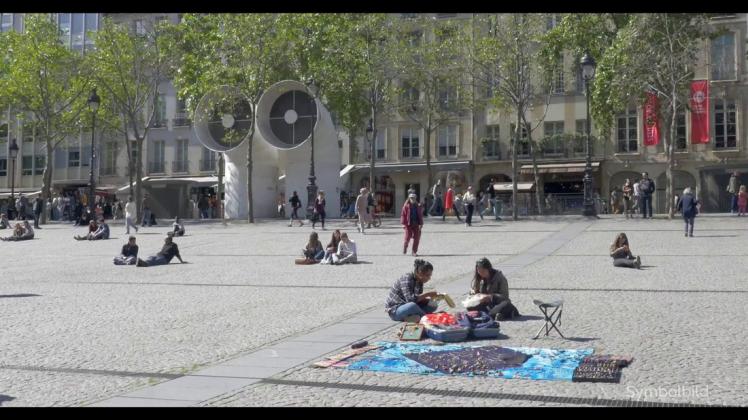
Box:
638, 172, 655, 219
676, 187, 700, 237
466, 258, 520, 321
288, 191, 304, 227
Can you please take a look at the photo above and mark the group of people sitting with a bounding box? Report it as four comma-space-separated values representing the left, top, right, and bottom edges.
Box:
74, 219, 111, 241
300, 230, 357, 265
0, 216, 34, 241
385, 258, 520, 323
112, 231, 186, 267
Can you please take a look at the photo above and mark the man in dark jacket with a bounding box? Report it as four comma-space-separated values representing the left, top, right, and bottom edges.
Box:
32, 197, 44, 229
113, 236, 139, 265
198, 195, 210, 220
676, 187, 699, 237
638, 172, 656, 219
137, 232, 185, 267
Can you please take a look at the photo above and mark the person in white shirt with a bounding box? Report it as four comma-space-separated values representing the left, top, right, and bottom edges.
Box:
632, 179, 641, 217
332, 232, 357, 265
463, 186, 476, 227
124, 196, 139, 234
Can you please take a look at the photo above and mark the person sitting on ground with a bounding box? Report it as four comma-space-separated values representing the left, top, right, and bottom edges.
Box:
89, 219, 110, 240
466, 257, 520, 321
113, 236, 139, 265
136, 232, 186, 267
610, 232, 641, 269
302, 232, 325, 262
320, 229, 342, 264
172, 217, 186, 236
385, 259, 439, 322
0, 213, 9, 229
1, 222, 26, 241
332, 232, 357, 265
74, 220, 99, 241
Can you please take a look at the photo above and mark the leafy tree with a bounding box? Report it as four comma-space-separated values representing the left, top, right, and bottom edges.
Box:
0, 14, 91, 223
468, 13, 553, 220
165, 13, 292, 223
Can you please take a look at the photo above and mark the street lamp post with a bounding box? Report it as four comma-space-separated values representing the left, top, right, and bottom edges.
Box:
87, 88, 100, 217
580, 52, 597, 217
305, 78, 319, 220
8, 138, 19, 219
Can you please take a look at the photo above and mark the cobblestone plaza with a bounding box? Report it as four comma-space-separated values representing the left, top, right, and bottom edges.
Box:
0, 215, 746, 407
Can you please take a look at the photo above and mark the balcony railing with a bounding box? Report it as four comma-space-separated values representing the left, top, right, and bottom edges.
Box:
148, 161, 165, 174
199, 159, 216, 172
151, 118, 167, 128
100, 166, 118, 176
173, 112, 192, 127
172, 160, 189, 173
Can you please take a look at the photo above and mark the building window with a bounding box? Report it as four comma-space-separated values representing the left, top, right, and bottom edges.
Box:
22, 123, 34, 142
401, 127, 420, 158
437, 124, 458, 157
543, 121, 565, 155
711, 33, 736, 81
483, 125, 500, 159
34, 155, 45, 175
200, 146, 215, 171
714, 99, 737, 149
675, 112, 687, 151
149, 140, 165, 173
58, 13, 71, 45
174, 99, 191, 126
153, 94, 166, 127
575, 119, 587, 154
401, 82, 419, 108
552, 58, 564, 95
22, 155, 32, 175
1, 13, 12, 32
0, 122, 8, 140
71, 13, 84, 50
616, 108, 638, 153
134, 19, 146, 36
509, 123, 530, 157
174, 139, 189, 172
366, 130, 386, 160
0, 158, 6, 176
68, 149, 80, 167
438, 85, 457, 111
101, 142, 117, 175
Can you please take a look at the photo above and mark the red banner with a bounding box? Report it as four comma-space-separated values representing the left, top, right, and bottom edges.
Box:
643, 91, 660, 146
690, 80, 710, 144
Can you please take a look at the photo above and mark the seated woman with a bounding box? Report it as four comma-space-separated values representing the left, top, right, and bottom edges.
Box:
332, 232, 357, 265
320, 229, 341, 264
466, 258, 520, 321
75, 220, 99, 241
302, 232, 324, 262
0, 213, 9, 229
610, 232, 641, 269
1, 222, 26, 241
113, 236, 139, 265
90, 220, 110, 240
385, 259, 439, 322
172, 217, 186, 237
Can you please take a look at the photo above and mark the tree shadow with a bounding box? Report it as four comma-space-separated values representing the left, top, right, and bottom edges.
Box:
689, 235, 738, 238
0, 395, 15, 406
0, 294, 41, 299
507, 315, 544, 322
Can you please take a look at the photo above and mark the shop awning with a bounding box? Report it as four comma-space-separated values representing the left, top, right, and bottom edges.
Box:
493, 182, 535, 192
520, 162, 600, 175
0, 189, 41, 198
116, 176, 218, 192
340, 164, 356, 177
350, 160, 472, 173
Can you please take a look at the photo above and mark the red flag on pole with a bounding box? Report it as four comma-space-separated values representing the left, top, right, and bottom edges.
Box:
643, 91, 660, 146
690, 80, 710, 144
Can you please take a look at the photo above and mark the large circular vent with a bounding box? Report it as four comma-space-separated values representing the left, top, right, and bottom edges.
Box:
256, 80, 318, 150
194, 85, 253, 152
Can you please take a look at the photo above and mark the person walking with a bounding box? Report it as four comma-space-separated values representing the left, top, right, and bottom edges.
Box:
197, 194, 209, 220
124, 196, 139, 235
442, 185, 462, 222
622, 179, 633, 219
676, 187, 700, 237
141, 194, 152, 227
463, 186, 476, 227
483, 178, 500, 220
632, 178, 641, 217
727, 171, 739, 214
355, 188, 370, 234
32, 196, 44, 229
476, 190, 485, 221
429, 179, 444, 217
639, 172, 655, 219
312, 190, 326, 230
288, 191, 304, 227
401, 193, 424, 257
17, 193, 28, 221
737, 185, 747, 216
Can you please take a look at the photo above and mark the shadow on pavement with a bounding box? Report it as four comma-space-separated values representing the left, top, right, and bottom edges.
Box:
0, 395, 15, 406
508, 315, 544, 322
563, 337, 599, 343
0, 294, 41, 299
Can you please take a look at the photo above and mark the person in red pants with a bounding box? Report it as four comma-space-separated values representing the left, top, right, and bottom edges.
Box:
401, 193, 424, 257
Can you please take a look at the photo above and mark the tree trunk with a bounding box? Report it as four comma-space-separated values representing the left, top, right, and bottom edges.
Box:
369, 107, 376, 198
40, 135, 54, 224
246, 105, 255, 223
666, 96, 677, 220
512, 107, 520, 221
135, 136, 144, 223
527, 130, 543, 216
425, 117, 433, 194
123, 117, 134, 199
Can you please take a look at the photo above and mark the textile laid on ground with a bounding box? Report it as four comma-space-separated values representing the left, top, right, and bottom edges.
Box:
572, 355, 634, 383
403, 346, 529, 375
312, 345, 381, 368
342, 342, 598, 381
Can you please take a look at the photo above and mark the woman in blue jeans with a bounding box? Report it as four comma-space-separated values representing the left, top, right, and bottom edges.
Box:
385, 259, 439, 322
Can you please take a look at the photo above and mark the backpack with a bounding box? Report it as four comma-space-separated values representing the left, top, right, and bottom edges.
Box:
639, 179, 652, 195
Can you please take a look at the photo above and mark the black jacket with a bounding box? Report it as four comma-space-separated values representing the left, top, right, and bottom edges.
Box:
121, 244, 139, 258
